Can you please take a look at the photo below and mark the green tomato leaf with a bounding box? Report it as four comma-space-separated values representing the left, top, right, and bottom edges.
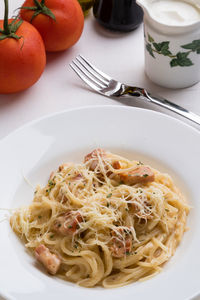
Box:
43, 6, 56, 21
0, 34, 8, 40
146, 43, 155, 58
20, 6, 38, 11
30, 10, 42, 22
10, 19, 23, 33
148, 33, 154, 43
181, 39, 200, 54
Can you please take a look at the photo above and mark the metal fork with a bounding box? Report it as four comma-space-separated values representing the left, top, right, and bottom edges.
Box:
70, 55, 200, 126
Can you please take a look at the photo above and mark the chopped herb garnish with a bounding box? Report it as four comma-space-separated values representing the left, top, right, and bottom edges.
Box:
58, 223, 61, 227
50, 235, 54, 238
68, 225, 73, 229
74, 244, 78, 249
48, 180, 54, 186
48, 180, 56, 192
125, 208, 129, 212
107, 193, 112, 198
143, 174, 149, 178
38, 215, 42, 219
126, 251, 131, 255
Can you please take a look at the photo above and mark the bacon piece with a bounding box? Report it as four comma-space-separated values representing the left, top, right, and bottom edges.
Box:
35, 244, 61, 275
109, 228, 132, 258
84, 148, 106, 171
72, 173, 83, 181
119, 166, 154, 185
112, 161, 121, 170
53, 211, 83, 235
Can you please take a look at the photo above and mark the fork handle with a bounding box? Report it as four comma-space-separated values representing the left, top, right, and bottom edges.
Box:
127, 87, 200, 126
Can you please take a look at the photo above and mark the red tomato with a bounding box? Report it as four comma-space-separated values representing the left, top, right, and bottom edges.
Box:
20, 0, 84, 52
0, 20, 46, 94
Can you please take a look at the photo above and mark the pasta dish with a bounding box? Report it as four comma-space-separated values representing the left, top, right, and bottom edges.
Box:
10, 149, 189, 288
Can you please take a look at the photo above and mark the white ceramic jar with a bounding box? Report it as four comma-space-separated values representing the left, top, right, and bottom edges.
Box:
136, 0, 200, 89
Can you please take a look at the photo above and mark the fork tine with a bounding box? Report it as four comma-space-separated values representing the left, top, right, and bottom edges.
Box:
70, 62, 103, 93
72, 59, 107, 89
76, 55, 109, 86
78, 55, 111, 82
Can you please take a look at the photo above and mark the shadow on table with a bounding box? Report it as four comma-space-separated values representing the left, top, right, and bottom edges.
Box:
0, 88, 31, 110
46, 47, 74, 67
91, 18, 138, 40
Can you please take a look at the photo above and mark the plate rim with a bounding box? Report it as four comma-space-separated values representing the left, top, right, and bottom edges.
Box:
1, 105, 200, 144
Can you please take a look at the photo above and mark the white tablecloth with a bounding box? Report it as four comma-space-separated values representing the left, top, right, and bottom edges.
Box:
0, 5, 200, 300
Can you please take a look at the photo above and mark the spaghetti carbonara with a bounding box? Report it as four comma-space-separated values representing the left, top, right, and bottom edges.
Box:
10, 149, 189, 288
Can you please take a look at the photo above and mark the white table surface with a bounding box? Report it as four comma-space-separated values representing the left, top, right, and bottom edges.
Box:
0, 2, 200, 300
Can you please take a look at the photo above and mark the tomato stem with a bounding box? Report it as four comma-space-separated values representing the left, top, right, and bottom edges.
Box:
0, 0, 23, 41
3, 0, 10, 35
20, 0, 56, 22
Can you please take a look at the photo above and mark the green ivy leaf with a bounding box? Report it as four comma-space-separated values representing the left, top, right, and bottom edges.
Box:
177, 52, 189, 59
181, 39, 200, 54
153, 41, 172, 56
153, 42, 162, 52
161, 49, 172, 56
170, 59, 179, 67
148, 34, 154, 43
146, 43, 155, 58
175, 52, 193, 66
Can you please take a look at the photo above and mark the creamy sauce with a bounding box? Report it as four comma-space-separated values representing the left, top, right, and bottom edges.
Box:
150, 0, 200, 25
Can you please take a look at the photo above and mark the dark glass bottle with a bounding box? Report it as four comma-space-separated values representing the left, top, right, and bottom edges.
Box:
93, 0, 143, 32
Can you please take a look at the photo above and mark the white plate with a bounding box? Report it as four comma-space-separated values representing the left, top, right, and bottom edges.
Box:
0, 105, 200, 300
